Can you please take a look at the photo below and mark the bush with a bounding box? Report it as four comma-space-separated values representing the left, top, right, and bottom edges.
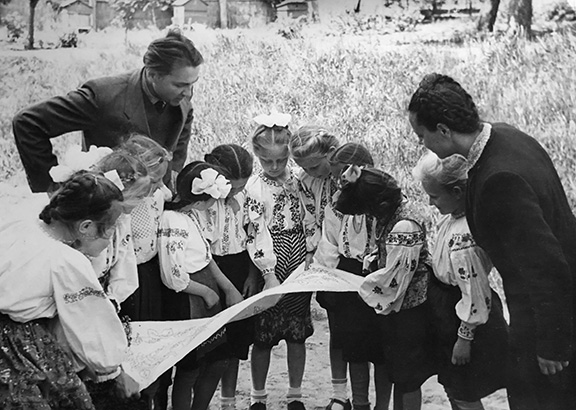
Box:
3, 12, 26, 42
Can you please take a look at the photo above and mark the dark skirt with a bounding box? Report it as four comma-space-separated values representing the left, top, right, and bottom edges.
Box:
120, 255, 163, 321
254, 229, 314, 347
162, 267, 230, 370
213, 251, 255, 360
376, 301, 438, 393
427, 274, 508, 401
318, 257, 383, 363
0, 314, 94, 410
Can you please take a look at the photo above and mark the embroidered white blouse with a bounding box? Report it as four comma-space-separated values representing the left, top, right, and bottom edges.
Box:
131, 185, 172, 264
158, 209, 212, 292
359, 219, 427, 315
432, 214, 494, 338
245, 168, 305, 276
315, 203, 377, 268
0, 218, 127, 380
197, 191, 248, 256
91, 213, 138, 303
298, 170, 339, 253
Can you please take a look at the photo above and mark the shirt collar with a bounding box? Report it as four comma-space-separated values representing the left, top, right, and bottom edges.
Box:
141, 68, 162, 105
466, 122, 492, 171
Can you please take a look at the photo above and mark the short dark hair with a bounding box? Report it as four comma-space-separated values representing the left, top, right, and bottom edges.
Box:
336, 168, 402, 217
408, 73, 481, 134
143, 29, 204, 76
205, 144, 253, 180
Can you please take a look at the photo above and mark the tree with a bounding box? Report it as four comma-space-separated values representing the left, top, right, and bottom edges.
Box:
112, 0, 171, 31
26, 0, 40, 50
508, 0, 532, 36
477, 0, 501, 32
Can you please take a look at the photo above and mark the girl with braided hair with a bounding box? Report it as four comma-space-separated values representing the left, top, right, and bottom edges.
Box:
202, 143, 260, 410
158, 161, 244, 410
0, 170, 140, 410
335, 167, 437, 410
314, 143, 393, 410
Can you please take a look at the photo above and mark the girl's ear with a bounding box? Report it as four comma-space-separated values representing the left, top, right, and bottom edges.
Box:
77, 220, 95, 236
437, 123, 452, 138
452, 185, 464, 199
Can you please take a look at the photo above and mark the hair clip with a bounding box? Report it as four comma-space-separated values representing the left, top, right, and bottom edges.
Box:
253, 112, 291, 128
103, 170, 126, 191
340, 164, 363, 185
49, 145, 114, 183
191, 168, 231, 199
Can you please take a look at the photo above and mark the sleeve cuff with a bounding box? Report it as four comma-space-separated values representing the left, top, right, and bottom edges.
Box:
95, 366, 122, 383
458, 322, 477, 341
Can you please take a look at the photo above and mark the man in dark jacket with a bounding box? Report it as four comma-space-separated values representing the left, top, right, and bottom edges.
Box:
408, 73, 576, 410
13, 29, 203, 192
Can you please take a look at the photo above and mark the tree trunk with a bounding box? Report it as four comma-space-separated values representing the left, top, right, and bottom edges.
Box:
26, 0, 40, 50
508, 0, 532, 37
354, 0, 361, 13
219, 0, 227, 28
477, 0, 500, 31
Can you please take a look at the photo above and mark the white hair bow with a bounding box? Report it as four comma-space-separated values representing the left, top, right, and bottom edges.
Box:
253, 112, 292, 128
49, 145, 113, 183
191, 168, 231, 199
341, 164, 363, 185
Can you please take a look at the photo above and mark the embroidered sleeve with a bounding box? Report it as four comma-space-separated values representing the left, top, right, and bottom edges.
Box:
158, 211, 191, 292
245, 181, 276, 276
298, 172, 322, 253
314, 205, 342, 269
449, 229, 494, 330
359, 220, 424, 315
52, 252, 127, 377
104, 214, 139, 303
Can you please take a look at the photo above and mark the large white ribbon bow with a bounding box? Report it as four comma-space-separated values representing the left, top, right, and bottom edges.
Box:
191, 168, 231, 199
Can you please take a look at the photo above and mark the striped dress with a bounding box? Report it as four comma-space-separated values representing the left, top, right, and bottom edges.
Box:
245, 167, 313, 346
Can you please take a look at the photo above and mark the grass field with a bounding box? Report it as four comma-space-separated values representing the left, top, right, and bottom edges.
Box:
1, 19, 575, 410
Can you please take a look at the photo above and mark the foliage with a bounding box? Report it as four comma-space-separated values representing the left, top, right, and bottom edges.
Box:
1, 28, 576, 224
111, 0, 171, 30
58, 31, 78, 48
2, 12, 26, 41
546, 1, 576, 22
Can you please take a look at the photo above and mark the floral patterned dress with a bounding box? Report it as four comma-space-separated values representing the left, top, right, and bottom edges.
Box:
428, 214, 508, 401
358, 199, 437, 391
245, 168, 313, 346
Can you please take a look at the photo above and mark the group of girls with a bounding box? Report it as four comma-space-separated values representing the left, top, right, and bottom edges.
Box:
0, 111, 508, 410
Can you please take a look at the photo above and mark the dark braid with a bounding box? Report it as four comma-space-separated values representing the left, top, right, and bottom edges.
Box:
408, 73, 481, 133
39, 170, 123, 236
204, 144, 253, 180
336, 168, 402, 218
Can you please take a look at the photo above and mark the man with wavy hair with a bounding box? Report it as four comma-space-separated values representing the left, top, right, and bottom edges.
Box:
13, 29, 203, 193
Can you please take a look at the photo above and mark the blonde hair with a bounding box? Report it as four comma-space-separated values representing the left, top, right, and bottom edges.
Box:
121, 134, 172, 183
94, 149, 152, 207
412, 150, 468, 190
289, 124, 339, 159
251, 125, 291, 156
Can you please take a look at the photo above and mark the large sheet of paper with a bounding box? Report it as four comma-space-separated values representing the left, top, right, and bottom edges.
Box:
122, 263, 363, 389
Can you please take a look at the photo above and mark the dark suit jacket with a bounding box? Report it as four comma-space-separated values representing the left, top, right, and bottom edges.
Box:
13, 69, 193, 192
466, 122, 576, 361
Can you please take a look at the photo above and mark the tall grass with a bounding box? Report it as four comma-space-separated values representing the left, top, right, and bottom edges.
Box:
1, 28, 576, 224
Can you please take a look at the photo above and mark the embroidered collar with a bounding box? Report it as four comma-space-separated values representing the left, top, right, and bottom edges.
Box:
141, 69, 162, 106
466, 122, 492, 171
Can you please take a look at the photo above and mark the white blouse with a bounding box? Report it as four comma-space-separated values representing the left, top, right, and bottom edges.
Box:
91, 213, 138, 303
197, 191, 248, 256
359, 219, 426, 315
432, 214, 494, 336
298, 170, 338, 253
131, 186, 172, 264
315, 203, 377, 268
0, 218, 127, 380
158, 209, 212, 292
245, 167, 304, 276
